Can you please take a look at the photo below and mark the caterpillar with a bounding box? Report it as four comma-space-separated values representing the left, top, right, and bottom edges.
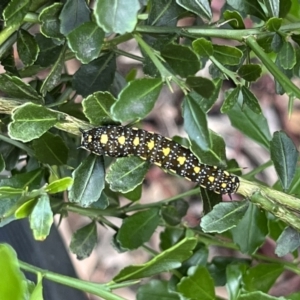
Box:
80, 125, 240, 195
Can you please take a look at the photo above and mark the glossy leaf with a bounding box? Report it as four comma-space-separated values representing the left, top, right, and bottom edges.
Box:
275, 227, 300, 257
192, 38, 213, 57
243, 263, 283, 293
72, 52, 116, 97
176, 0, 212, 20
226, 264, 247, 300
106, 157, 150, 193
161, 199, 189, 226
3, 0, 30, 27
113, 237, 197, 282
265, 17, 282, 31
0, 154, 5, 172
17, 30, 39, 66
32, 132, 68, 165
45, 177, 73, 194
231, 203, 268, 254
182, 93, 211, 151
238, 64, 262, 82
185, 76, 215, 99
221, 87, 240, 113
82, 91, 116, 125
177, 266, 215, 300
8, 103, 60, 142
241, 86, 262, 114
67, 21, 105, 64
270, 131, 298, 190
29, 194, 53, 240
201, 201, 249, 233
226, 0, 266, 20
227, 95, 271, 149
59, 0, 90, 35
0, 244, 27, 300
70, 222, 97, 260
69, 155, 105, 206
161, 43, 200, 77
213, 45, 243, 65
278, 41, 296, 70
223, 10, 245, 29
117, 208, 160, 250
137, 280, 180, 300
111, 78, 163, 122
237, 291, 286, 300
0, 74, 43, 103
94, 0, 140, 34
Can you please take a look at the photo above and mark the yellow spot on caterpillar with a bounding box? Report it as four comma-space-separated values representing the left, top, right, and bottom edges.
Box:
208, 176, 215, 183
169, 169, 176, 174
133, 137, 139, 146
194, 166, 200, 173
88, 135, 92, 142
118, 136, 126, 145
162, 147, 170, 156
185, 176, 192, 181
139, 156, 147, 160
154, 161, 162, 167
147, 140, 155, 150
221, 182, 227, 188
177, 156, 186, 165
100, 134, 108, 144
224, 171, 230, 176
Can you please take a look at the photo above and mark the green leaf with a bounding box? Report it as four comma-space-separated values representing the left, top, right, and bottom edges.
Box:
117, 208, 161, 250
265, 17, 282, 31
182, 94, 211, 151
67, 21, 105, 64
270, 131, 298, 191
231, 203, 268, 254
264, 0, 280, 17
226, 0, 266, 20
72, 52, 116, 97
40, 44, 66, 96
237, 291, 286, 300
278, 41, 296, 70
177, 266, 215, 300
0, 244, 27, 300
185, 76, 215, 99
15, 198, 37, 219
69, 155, 105, 206
111, 78, 163, 122
241, 86, 262, 114
59, 0, 91, 35
223, 10, 245, 29
213, 45, 243, 65
29, 194, 53, 240
137, 280, 181, 300
201, 201, 249, 233
8, 103, 60, 142
113, 237, 197, 282
94, 0, 140, 34
45, 177, 73, 194
226, 264, 247, 300
17, 30, 39, 66
176, 0, 212, 20
192, 38, 213, 57
122, 184, 142, 201
275, 227, 300, 257
70, 222, 97, 260
161, 43, 200, 78
0, 74, 43, 103
82, 91, 116, 125
106, 157, 150, 193
243, 263, 283, 293
227, 94, 271, 149
32, 132, 68, 165
0, 154, 5, 172
161, 199, 189, 226
238, 64, 262, 82
35, 33, 63, 67
3, 0, 30, 27
30, 274, 43, 300
221, 87, 240, 113
39, 3, 64, 40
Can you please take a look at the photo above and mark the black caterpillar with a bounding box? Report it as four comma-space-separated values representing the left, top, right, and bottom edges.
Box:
80, 125, 240, 195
